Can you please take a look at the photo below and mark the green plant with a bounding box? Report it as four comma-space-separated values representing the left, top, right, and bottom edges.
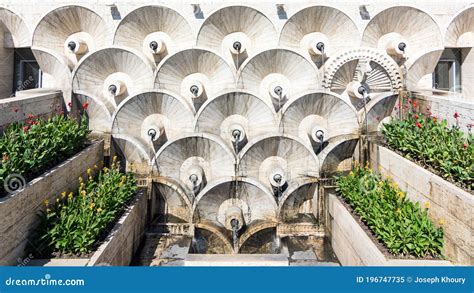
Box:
382, 106, 473, 191
30, 159, 138, 257
335, 164, 444, 258
0, 113, 90, 196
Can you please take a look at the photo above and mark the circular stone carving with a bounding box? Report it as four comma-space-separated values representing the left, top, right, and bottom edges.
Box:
322, 48, 402, 91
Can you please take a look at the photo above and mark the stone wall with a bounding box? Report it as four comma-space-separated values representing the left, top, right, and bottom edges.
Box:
368, 143, 473, 265
327, 193, 451, 266
411, 92, 474, 132
87, 188, 147, 266
0, 140, 104, 266
0, 89, 63, 133
0, 0, 468, 37
0, 30, 13, 99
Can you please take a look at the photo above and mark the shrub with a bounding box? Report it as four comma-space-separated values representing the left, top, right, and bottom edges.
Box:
335, 164, 444, 258
381, 111, 473, 191
30, 159, 137, 257
0, 114, 90, 196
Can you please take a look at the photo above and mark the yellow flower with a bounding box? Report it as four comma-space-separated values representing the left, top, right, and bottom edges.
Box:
68, 192, 73, 199
424, 202, 430, 209
113, 155, 117, 162
46, 208, 51, 213
119, 182, 124, 187
44, 199, 49, 206
396, 208, 401, 214
87, 168, 92, 175
89, 203, 95, 210
81, 190, 87, 197
103, 167, 109, 173
438, 218, 445, 226
385, 175, 391, 181
56, 198, 60, 203
78, 176, 83, 183
349, 171, 354, 176
61, 191, 66, 198
397, 191, 405, 200
97, 208, 103, 213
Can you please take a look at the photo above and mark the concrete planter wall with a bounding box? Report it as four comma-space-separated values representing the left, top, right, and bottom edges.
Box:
410, 93, 474, 133
369, 143, 473, 265
0, 90, 63, 133
87, 188, 147, 266
0, 140, 104, 266
327, 193, 451, 266
31, 189, 147, 267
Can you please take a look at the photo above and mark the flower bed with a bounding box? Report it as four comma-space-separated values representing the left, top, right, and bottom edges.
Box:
335, 165, 444, 259
29, 158, 138, 258
381, 109, 473, 191
0, 113, 90, 197
0, 140, 104, 265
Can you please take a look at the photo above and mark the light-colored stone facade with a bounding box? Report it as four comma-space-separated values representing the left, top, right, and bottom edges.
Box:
0, 0, 472, 262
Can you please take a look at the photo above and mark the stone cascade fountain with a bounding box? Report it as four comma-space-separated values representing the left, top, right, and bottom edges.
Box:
21, 3, 453, 265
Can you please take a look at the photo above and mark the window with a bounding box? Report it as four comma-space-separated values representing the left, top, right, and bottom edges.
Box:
433, 49, 462, 92
13, 48, 42, 93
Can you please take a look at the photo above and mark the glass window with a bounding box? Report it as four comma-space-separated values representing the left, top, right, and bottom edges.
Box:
433, 49, 462, 92
13, 48, 42, 93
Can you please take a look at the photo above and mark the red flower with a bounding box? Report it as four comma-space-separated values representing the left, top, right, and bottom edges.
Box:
454, 112, 459, 119
412, 101, 417, 108
463, 143, 468, 149
408, 99, 412, 104
404, 105, 409, 110
82, 102, 89, 110
68, 102, 72, 107
23, 125, 30, 133
427, 111, 432, 117
32, 121, 39, 125
414, 114, 419, 119
416, 122, 422, 129
27, 113, 35, 119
